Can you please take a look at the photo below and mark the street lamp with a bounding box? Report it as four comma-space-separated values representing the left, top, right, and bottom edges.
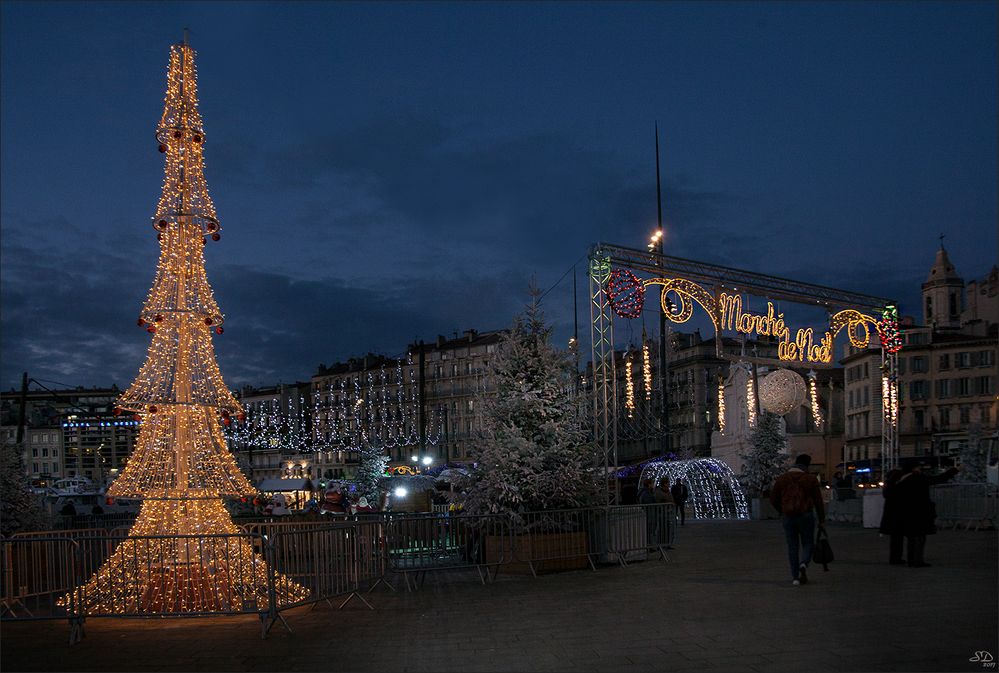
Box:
421, 456, 433, 466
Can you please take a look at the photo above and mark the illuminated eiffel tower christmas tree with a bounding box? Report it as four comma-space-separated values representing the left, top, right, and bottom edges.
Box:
67, 38, 307, 614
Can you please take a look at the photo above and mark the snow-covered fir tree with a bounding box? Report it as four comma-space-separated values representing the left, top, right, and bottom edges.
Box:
1, 442, 50, 536
354, 447, 389, 503
958, 424, 987, 483
459, 293, 599, 523
739, 411, 788, 495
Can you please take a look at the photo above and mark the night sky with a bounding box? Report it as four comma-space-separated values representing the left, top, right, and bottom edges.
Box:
2, 1, 996, 393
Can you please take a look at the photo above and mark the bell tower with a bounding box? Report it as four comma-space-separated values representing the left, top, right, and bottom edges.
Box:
921, 238, 964, 330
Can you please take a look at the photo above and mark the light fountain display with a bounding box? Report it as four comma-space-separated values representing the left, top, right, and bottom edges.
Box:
640, 458, 750, 520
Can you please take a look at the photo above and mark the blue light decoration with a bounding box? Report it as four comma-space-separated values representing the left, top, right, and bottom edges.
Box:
638, 458, 749, 520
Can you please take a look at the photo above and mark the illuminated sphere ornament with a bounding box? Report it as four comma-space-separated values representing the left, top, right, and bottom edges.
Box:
589, 252, 611, 284
158, 144, 166, 153
758, 369, 807, 416
204, 317, 213, 326
236, 412, 246, 422
211, 233, 221, 241
137, 318, 145, 326
215, 327, 224, 335
606, 269, 646, 319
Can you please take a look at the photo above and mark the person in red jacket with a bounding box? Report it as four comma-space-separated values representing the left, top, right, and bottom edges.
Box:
770, 454, 826, 586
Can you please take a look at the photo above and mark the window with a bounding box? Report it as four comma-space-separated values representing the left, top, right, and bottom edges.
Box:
956, 352, 972, 368
939, 408, 950, 430
975, 376, 993, 395
32, 462, 39, 473
32, 448, 38, 457
925, 296, 933, 322
960, 407, 971, 424
949, 292, 958, 318
977, 350, 995, 367
863, 362, 869, 378
914, 409, 924, 431
939, 354, 950, 370
957, 378, 971, 396
911, 356, 928, 373
42, 448, 48, 457
910, 380, 928, 400
935, 379, 951, 399
863, 386, 870, 406
897, 358, 906, 375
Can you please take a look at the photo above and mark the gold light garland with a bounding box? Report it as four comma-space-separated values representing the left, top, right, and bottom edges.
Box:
746, 372, 757, 428
625, 355, 635, 418
642, 339, 652, 401
808, 372, 824, 431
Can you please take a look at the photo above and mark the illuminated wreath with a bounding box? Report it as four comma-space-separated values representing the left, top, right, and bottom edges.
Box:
606, 269, 645, 319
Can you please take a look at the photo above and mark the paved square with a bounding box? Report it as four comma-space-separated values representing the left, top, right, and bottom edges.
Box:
2, 520, 996, 672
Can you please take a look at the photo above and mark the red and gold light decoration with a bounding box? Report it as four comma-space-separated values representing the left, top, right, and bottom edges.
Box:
67, 40, 307, 614
606, 269, 645, 319
877, 304, 903, 354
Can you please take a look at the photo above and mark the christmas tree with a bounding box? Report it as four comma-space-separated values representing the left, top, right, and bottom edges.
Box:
65, 39, 307, 614
739, 411, 788, 495
354, 447, 389, 503
0, 442, 50, 536
958, 424, 987, 483
459, 293, 598, 524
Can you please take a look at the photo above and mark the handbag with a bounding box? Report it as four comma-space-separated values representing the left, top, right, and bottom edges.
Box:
813, 527, 834, 571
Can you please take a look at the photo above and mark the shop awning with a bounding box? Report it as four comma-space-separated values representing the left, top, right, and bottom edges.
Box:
258, 478, 313, 492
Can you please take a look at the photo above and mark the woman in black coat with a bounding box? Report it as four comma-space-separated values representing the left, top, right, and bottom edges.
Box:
895, 459, 958, 568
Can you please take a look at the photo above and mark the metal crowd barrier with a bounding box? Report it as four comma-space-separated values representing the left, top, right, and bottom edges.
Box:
1, 503, 686, 641
931, 484, 998, 530
383, 514, 510, 590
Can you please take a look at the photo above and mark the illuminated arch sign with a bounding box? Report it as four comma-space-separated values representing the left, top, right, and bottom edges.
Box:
606, 269, 901, 365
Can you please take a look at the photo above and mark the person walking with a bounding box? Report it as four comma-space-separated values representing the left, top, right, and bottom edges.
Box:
670, 479, 690, 526
879, 468, 906, 565
896, 458, 958, 568
770, 454, 826, 586
653, 477, 674, 504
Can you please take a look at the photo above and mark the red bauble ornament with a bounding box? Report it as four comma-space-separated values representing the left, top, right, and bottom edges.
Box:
236, 412, 246, 422
222, 417, 232, 427
193, 134, 202, 143
155, 314, 163, 322
240, 496, 248, 503
146, 326, 156, 334
173, 130, 182, 139
211, 233, 221, 242
113, 408, 122, 416
157, 232, 162, 241
133, 414, 141, 422
215, 327, 224, 335
106, 497, 115, 506
202, 237, 207, 246
204, 317, 213, 326
253, 498, 261, 506
158, 144, 166, 153
148, 405, 157, 414
157, 219, 167, 229
137, 318, 145, 327
207, 222, 217, 232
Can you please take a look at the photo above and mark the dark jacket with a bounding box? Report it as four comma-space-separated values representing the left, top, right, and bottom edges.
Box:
878, 469, 904, 535
637, 487, 656, 505
896, 467, 958, 536
670, 482, 689, 503
769, 467, 825, 522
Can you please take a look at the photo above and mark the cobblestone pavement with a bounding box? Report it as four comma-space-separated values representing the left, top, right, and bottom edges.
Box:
2, 519, 996, 673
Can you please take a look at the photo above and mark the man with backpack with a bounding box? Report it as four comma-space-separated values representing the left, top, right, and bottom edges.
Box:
770, 454, 826, 586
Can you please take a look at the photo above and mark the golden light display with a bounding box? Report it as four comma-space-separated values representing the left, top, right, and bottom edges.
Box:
624, 355, 635, 418
746, 373, 757, 427
68, 40, 307, 614
808, 373, 825, 431
642, 339, 652, 401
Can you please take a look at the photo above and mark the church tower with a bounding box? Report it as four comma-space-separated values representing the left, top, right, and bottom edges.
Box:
921, 242, 964, 330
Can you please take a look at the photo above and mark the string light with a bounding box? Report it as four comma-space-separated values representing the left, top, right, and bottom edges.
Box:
642, 338, 652, 401
808, 371, 824, 432
877, 304, 903, 354
717, 377, 726, 434
639, 458, 749, 520
67, 41, 307, 613
746, 370, 757, 428
624, 354, 635, 418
